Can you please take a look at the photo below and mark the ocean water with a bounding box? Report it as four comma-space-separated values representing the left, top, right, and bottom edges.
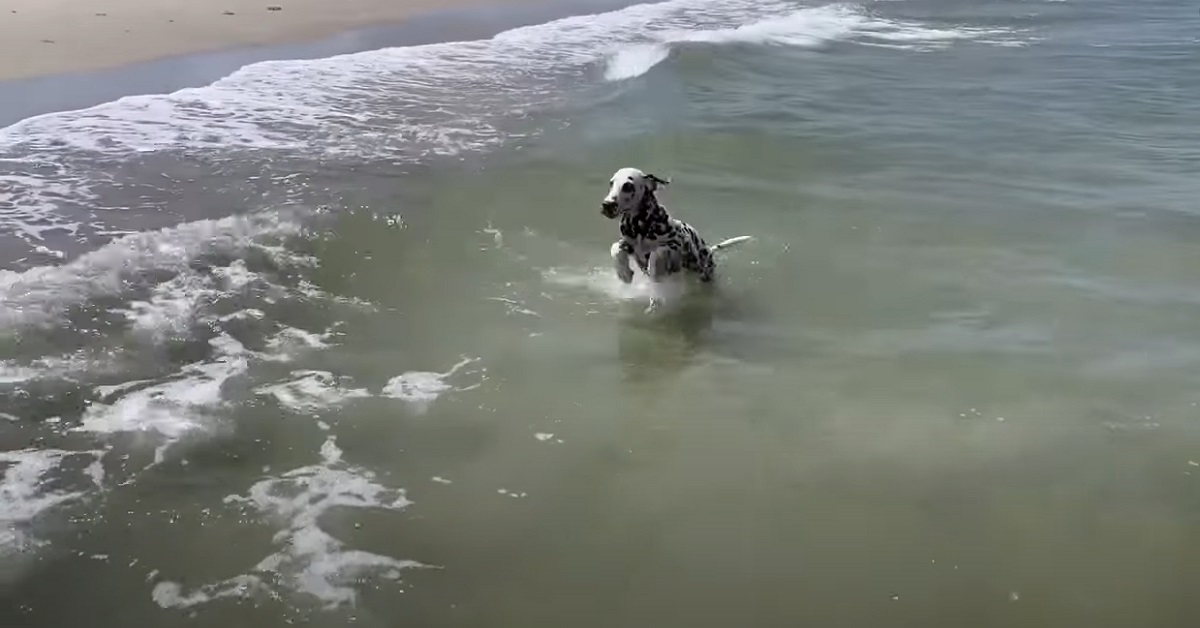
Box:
3, 0, 1200, 625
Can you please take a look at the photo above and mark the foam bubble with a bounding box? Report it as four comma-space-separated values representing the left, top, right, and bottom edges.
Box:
380, 357, 483, 414
263, 326, 339, 360
151, 575, 267, 610
255, 371, 370, 413
154, 436, 420, 610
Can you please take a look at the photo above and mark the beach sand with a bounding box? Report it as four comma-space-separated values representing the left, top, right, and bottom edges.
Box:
0, 0, 543, 80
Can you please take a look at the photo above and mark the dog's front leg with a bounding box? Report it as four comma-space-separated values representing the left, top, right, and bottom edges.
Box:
646, 247, 679, 283
611, 241, 634, 284
644, 246, 678, 314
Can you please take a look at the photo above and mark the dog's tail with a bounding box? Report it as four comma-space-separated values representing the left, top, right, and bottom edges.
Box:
708, 235, 753, 253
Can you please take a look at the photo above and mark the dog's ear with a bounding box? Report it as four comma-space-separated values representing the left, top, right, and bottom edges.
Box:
646, 174, 671, 189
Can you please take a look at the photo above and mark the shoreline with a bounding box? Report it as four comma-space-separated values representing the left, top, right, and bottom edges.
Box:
0, 0, 634, 127
0, 0, 556, 82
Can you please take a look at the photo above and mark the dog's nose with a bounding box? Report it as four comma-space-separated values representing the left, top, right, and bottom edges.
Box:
601, 200, 617, 212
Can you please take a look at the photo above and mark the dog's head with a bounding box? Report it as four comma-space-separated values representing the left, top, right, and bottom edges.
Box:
600, 167, 670, 219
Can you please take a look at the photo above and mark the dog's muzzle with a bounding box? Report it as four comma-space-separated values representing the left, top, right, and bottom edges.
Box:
600, 200, 618, 219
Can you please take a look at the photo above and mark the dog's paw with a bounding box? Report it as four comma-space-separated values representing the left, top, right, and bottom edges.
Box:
616, 267, 634, 284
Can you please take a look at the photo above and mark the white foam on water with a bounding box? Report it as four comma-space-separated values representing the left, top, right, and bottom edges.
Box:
0, 450, 83, 538
0, 364, 40, 384
73, 334, 250, 461
2, 349, 126, 391
152, 575, 267, 610
380, 357, 484, 415
0, 448, 104, 554
263, 326, 339, 361
217, 308, 266, 323
541, 265, 690, 309
0, 160, 94, 247
668, 4, 871, 47
605, 43, 672, 81
486, 296, 542, 318
84, 456, 106, 490
0, 212, 357, 512
0, 199, 347, 579
255, 356, 481, 417
670, 4, 1015, 48
0, 211, 304, 331
154, 436, 421, 610
93, 378, 157, 399
69, 326, 340, 463
0, 207, 353, 427
116, 271, 223, 341
604, 2, 1026, 80
255, 371, 371, 414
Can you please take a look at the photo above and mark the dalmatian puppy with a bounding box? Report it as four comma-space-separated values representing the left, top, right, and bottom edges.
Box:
600, 167, 751, 288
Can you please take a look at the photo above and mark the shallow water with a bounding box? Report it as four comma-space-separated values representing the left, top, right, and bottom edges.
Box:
3, 0, 1200, 625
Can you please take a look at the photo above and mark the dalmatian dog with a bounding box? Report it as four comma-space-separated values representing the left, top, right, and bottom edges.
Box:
600, 167, 751, 292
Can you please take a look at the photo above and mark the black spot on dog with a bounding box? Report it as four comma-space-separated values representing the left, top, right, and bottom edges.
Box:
612, 185, 719, 283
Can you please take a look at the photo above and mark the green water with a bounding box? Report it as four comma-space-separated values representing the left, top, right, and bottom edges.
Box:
7, 0, 1200, 625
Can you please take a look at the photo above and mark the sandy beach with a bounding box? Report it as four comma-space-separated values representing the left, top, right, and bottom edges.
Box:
0, 0, 539, 80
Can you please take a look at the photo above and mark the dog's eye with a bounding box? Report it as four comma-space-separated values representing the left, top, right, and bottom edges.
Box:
621, 182, 634, 194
